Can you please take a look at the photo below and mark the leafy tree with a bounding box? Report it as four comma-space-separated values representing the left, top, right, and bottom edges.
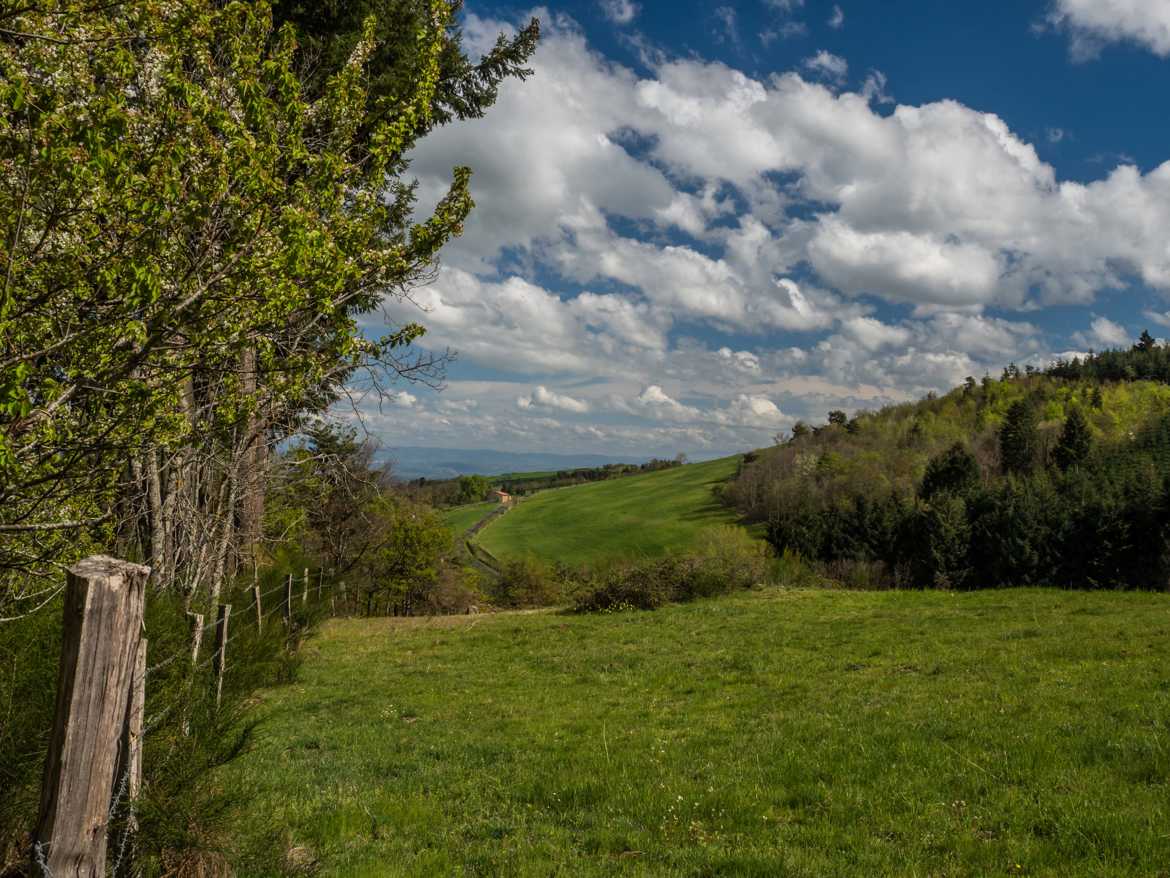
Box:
457, 474, 491, 504
272, 0, 539, 141
827, 410, 848, 427
920, 443, 980, 501
356, 495, 450, 615
1052, 408, 1093, 471
1000, 400, 1040, 476
0, 0, 537, 600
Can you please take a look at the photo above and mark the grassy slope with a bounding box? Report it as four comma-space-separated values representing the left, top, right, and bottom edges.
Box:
226, 588, 1170, 877
478, 456, 742, 566
441, 501, 496, 535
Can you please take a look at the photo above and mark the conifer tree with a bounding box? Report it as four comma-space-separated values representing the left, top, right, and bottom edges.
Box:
920, 443, 980, 500
1000, 400, 1040, 475
1053, 408, 1093, 471
1135, 329, 1158, 352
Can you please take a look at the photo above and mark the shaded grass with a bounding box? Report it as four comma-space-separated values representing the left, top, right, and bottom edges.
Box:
479, 456, 743, 566
224, 588, 1170, 876
442, 501, 497, 535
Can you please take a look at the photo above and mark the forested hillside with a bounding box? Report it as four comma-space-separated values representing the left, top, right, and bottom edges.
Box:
727, 340, 1170, 590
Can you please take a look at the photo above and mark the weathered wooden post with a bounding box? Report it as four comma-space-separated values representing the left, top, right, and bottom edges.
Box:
283, 573, 293, 627
182, 613, 204, 738
301, 567, 309, 605
188, 612, 204, 666
120, 638, 147, 833
253, 562, 263, 633
213, 604, 231, 708
33, 555, 149, 877
252, 580, 263, 633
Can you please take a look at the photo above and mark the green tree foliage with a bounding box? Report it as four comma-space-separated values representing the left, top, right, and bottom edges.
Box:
999, 400, 1040, 476
913, 494, 971, 589
919, 443, 980, 501
272, 0, 539, 138
266, 422, 455, 614
0, 0, 536, 594
457, 474, 491, 504
827, 410, 848, 427
1052, 408, 1093, 472
747, 369, 1170, 591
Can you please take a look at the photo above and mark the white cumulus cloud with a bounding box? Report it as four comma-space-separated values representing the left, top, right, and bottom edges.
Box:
517, 386, 591, 414
1048, 0, 1170, 58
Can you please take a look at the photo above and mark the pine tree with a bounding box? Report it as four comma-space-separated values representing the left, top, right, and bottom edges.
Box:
1053, 408, 1093, 471
1000, 400, 1040, 475
920, 443, 980, 501
1135, 329, 1158, 352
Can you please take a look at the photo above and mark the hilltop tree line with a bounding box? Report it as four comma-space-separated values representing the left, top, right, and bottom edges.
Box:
404, 456, 686, 506
730, 335, 1170, 590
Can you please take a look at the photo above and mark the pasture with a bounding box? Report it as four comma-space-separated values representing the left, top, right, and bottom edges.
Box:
441, 501, 497, 535
478, 456, 744, 566
224, 587, 1170, 876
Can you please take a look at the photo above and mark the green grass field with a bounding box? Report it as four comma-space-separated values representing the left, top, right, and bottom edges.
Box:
225, 588, 1170, 876
441, 501, 497, 535
478, 456, 743, 566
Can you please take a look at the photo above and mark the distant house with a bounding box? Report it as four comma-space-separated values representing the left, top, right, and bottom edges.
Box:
492, 490, 513, 505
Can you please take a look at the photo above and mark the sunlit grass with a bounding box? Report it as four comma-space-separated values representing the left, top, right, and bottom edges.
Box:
479, 456, 744, 566
441, 501, 497, 535
225, 587, 1170, 876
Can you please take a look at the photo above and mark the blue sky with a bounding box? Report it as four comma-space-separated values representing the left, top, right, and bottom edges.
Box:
359, 0, 1170, 459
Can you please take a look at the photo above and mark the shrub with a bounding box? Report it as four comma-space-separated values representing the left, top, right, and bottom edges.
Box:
575, 527, 771, 612
573, 558, 683, 612
420, 564, 485, 614
493, 556, 565, 608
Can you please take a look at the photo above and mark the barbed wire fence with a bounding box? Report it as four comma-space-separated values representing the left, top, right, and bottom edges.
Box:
28, 556, 342, 877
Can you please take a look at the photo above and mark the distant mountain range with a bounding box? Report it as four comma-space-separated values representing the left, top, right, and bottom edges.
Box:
378, 446, 641, 480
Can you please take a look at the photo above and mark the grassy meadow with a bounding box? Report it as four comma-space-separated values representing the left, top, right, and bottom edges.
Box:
225, 588, 1170, 876
442, 501, 497, 535
478, 456, 743, 566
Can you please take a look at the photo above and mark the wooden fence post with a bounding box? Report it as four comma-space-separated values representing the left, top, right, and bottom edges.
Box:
213, 604, 230, 708
119, 638, 147, 833
301, 567, 309, 605
283, 574, 293, 626
33, 555, 149, 877
252, 580, 263, 633
188, 612, 204, 666
182, 614, 203, 737
253, 562, 262, 633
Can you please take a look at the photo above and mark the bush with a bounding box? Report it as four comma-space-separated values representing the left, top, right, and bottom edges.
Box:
573, 558, 683, 612
575, 527, 771, 612
493, 556, 566, 608
420, 565, 485, 614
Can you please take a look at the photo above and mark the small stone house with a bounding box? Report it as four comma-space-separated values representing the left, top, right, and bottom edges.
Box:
492, 489, 513, 505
